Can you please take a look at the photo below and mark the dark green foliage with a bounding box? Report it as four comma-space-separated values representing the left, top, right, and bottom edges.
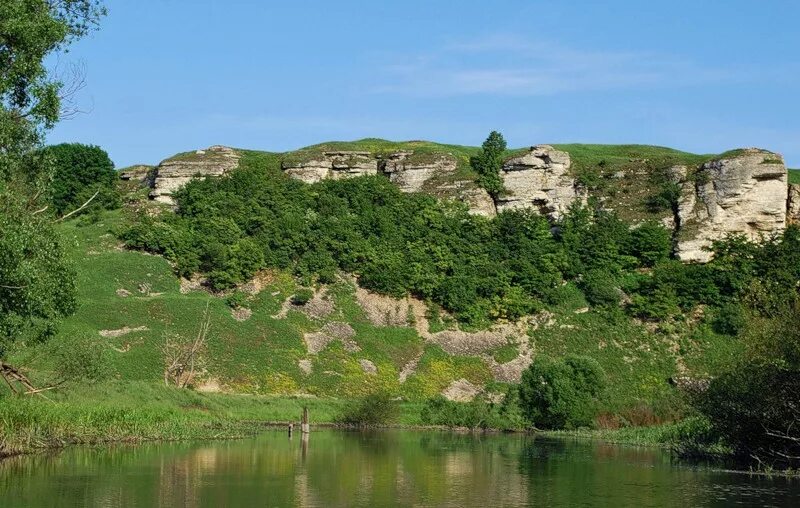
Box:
518, 355, 606, 429
51, 333, 112, 382
337, 392, 400, 427
0, 0, 104, 363
0, 198, 76, 358
471, 131, 506, 197
291, 288, 314, 306
711, 303, 746, 336
42, 143, 119, 215
225, 291, 250, 310
419, 389, 525, 430
630, 222, 672, 267
580, 270, 621, 307
687, 305, 800, 469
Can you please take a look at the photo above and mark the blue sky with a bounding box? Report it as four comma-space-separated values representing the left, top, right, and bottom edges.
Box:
48, 0, 800, 168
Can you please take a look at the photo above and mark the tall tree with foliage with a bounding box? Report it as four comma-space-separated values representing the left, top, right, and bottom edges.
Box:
43, 142, 119, 215
471, 131, 506, 198
0, 0, 105, 383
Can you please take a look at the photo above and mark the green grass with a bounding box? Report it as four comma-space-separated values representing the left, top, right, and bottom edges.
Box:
789, 169, 800, 185
0, 380, 427, 457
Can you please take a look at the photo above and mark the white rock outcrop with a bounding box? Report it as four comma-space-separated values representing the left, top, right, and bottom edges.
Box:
282, 151, 378, 183
788, 184, 800, 225
382, 151, 456, 193
150, 146, 240, 204
496, 145, 580, 220
674, 149, 788, 262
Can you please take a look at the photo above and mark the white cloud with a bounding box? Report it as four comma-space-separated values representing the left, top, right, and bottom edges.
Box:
375, 35, 736, 97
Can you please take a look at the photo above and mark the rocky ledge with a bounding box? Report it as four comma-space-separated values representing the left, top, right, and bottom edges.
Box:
149, 145, 240, 204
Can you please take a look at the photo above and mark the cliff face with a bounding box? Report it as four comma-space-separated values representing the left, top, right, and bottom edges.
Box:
150, 145, 240, 204
673, 149, 788, 262
282, 151, 378, 183
496, 145, 582, 221
135, 142, 793, 262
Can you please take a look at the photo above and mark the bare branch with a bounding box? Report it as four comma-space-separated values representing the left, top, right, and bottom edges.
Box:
56, 189, 99, 221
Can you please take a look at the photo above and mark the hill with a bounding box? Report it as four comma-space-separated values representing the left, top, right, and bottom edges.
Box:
17, 138, 792, 427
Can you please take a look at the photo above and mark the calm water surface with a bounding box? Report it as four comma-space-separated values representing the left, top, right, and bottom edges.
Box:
0, 430, 798, 507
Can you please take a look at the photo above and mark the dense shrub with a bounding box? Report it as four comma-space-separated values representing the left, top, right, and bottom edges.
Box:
419, 390, 526, 430
518, 355, 606, 429
690, 306, 800, 469
42, 143, 119, 216
336, 393, 400, 427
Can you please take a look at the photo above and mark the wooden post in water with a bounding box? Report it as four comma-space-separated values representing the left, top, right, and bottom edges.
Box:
288, 422, 294, 438
301, 407, 310, 434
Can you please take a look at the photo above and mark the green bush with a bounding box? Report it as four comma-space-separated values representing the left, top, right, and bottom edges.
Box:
42, 143, 120, 216
336, 393, 400, 427
419, 389, 525, 430
712, 303, 746, 336
291, 288, 314, 306
50, 334, 113, 383
580, 269, 621, 307
518, 355, 606, 429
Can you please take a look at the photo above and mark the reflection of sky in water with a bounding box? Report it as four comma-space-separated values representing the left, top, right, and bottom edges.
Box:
0, 430, 797, 507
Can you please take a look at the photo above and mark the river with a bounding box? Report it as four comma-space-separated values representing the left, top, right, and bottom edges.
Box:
0, 430, 797, 507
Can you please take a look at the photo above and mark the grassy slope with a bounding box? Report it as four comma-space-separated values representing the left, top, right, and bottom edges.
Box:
789, 169, 800, 184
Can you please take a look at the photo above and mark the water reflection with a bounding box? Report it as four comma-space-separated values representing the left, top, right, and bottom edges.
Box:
0, 431, 798, 507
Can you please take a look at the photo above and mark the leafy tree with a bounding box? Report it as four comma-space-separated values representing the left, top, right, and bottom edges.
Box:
42, 142, 119, 215
471, 131, 506, 197
0, 1, 105, 373
694, 305, 800, 469
519, 355, 606, 429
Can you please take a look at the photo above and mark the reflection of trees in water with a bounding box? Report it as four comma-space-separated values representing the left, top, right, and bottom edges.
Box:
4, 431, 794, 507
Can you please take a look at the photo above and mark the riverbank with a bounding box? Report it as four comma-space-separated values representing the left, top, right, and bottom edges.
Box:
0, 381, 425, 458
0, 381, 747, 472
2, 380, 671, 458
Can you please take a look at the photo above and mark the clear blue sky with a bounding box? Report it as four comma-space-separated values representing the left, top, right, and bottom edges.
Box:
47, 0, 800, 168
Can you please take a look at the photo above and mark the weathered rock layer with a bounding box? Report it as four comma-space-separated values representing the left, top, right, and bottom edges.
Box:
496, 145, 581, 220
150, 145, 240, 204
673, 149, 788, 262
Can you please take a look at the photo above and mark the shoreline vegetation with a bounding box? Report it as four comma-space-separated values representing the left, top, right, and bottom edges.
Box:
0, 381, 778, 477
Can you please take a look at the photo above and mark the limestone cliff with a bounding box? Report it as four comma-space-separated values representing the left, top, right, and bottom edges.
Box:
673, 149, 787, 262
150, 145, 240, 204
281, 151, 378, 183
134, 141, 795, 263
496, 145, 582, 221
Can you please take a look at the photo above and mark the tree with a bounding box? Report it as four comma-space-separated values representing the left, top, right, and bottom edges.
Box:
471, 131, 506, 198
43, 142, 119, 215
693, 304, 800, 469
0, 1, 106, 386
518, 355, 606, 429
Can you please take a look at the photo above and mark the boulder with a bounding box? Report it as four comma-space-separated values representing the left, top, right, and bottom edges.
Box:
282, 151, 378, 183
674, 149, 788, 262
150, 146, 240, 204
496, 145, 580, 220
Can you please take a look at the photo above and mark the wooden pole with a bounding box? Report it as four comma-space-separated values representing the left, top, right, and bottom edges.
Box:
301, 406, 310, 434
